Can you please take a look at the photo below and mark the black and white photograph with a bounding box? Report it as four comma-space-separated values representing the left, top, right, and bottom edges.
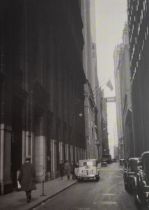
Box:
0, 0, 149, 209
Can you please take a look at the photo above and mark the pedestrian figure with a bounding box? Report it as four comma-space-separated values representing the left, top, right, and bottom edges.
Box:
71, 161, 77, 180
59, 160, 64, 179
18, 157, 36, 203
64, 160, 71, 180
17, 170, 21, 191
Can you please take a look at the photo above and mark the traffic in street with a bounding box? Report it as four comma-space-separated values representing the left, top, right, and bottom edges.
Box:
1, 3, 149, 210
36, 163, 137, 210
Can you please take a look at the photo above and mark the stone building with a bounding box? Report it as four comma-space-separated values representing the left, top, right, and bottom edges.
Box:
114, 24, 134, 158
101, 94, 109, 157
81, 0, 100, 160
128, 0, 149, 156
114, 44, 124, 159
0, 0, 86, 194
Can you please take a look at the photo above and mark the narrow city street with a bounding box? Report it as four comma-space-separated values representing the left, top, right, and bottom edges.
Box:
36, 163, 137, 210
1, 1, 149, 210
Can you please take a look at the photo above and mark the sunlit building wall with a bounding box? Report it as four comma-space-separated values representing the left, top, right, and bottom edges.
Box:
121, 25, 134, 158
114, 44, 124, 159
115, 25, 134, 158
81, 0, 101, 159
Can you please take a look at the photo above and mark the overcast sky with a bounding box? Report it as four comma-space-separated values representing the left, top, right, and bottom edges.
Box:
94, 0, 127, 156
95, 0, 127, 96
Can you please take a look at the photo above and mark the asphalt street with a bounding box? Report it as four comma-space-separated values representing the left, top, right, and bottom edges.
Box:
35, 163, 138, 210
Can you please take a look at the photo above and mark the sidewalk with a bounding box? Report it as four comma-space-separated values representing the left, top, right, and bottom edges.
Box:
0, 176, 77, 210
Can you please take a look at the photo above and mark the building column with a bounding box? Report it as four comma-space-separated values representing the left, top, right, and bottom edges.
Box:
34, 115, 46, 182
0, 85, 12, 194
0, 122, 12, 194
69, 145, 73, 162
74, 146, 78, 162
59, 141, 64, 162
3, 126, 12, 193
65, 144, 69, 161
51, 139, 57, 179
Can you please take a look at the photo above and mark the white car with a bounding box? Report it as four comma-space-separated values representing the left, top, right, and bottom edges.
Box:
75, 159, 100, 181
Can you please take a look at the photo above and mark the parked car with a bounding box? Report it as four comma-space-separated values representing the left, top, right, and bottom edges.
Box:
112, 158, 117, 163
119, 158, 124, 166
75, 159, 100, 181
123, 157, 140, 193
135, 151, 149, 207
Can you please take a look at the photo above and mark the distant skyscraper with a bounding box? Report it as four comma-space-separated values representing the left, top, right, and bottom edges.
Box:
114, 44, 124, 159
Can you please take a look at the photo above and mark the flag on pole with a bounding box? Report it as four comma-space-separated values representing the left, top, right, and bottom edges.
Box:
106, 80, 113, 90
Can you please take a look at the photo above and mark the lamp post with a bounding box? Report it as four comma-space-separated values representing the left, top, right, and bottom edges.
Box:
40, 165, 46, 197
95, 140, 100, 162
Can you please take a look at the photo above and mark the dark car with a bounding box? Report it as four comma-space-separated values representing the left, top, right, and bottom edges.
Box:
123, 157, 140, 193
101, 160, 107, 167
135, 151, 149, 207
120, 158, 124, 166
112, 158, 117, 162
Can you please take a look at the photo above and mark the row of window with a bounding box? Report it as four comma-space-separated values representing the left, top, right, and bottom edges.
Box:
130, 25, 149, 68
131, 25, 149, 83
129, 0, 148, 68
129, 0, 148, 44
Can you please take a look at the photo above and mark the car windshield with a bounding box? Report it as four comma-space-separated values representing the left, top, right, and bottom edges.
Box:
128, 159, 138, 172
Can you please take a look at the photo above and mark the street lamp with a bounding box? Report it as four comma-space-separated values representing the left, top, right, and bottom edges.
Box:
78, 113, 83, 117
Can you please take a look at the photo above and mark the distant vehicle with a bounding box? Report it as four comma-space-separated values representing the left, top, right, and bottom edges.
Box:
112, 158, 117, 162
75, 159, 100, 181
101, 160, 107, 167
135, 151, 149, 207
119, 159, 124, 166
102, 154, 112, 164
123, 157, 140, 193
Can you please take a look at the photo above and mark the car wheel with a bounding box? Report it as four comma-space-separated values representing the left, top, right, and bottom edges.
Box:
124, 183, 129, 191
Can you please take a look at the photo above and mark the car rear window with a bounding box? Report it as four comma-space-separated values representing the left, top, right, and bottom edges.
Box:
79, 160, 96, 167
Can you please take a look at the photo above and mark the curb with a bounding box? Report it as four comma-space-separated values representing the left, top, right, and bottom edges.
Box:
28, 181, 77, 210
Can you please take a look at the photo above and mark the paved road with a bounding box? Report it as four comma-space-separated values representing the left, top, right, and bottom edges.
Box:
35, 163, 137, 210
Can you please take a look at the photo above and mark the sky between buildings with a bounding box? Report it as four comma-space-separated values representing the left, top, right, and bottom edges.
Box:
95, 0, 127, 93
94, 0, 127, 157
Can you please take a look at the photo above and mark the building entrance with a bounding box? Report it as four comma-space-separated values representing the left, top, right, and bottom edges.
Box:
11, 97, 23, 188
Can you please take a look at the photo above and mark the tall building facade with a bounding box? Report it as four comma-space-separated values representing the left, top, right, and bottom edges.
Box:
101, 95, 109, 156
114, 24, 134, 159
81, 0, 100, 160
95, 80, 103, 161
128, 0, 149, 156
0, 0, 86, 194
114, 44, 125, 159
